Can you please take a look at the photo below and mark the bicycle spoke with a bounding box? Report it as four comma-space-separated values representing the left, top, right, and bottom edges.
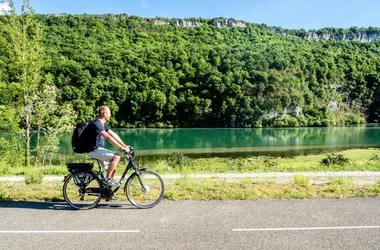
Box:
125, 170, 164, 209
63, 172, 102, 210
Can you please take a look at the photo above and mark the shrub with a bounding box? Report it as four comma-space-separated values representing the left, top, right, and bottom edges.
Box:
224, 158, 246, 171
167, 152, 191, 170
263, 158, 278, 168
320, 153, 349, 166
25, 170, 43, 185
294, 175, 311, 187
369, 153, 380, 162
344, 114, 365, 124
0, 165, 10, 175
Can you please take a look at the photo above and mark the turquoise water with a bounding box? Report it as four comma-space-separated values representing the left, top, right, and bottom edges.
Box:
57, 126, 380, 157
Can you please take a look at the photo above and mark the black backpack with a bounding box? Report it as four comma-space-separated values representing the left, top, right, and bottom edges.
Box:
72, 121, 93, 154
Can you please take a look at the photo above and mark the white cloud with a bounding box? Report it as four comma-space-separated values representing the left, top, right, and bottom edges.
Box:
0, 2, 11, 14
140, 0, 151, 8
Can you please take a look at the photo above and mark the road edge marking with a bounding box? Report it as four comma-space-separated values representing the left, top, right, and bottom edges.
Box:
232, 226, 380, 232
0, 230, 140, 234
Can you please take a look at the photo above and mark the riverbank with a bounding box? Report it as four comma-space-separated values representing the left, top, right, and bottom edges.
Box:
2, 148, 380, 177
1, 148, 379, 201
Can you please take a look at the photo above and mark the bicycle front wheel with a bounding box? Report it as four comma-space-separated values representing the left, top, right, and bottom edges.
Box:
125, 170, 165, 209
62, 172, 102, 210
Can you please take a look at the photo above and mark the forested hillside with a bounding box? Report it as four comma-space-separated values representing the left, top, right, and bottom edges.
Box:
2, 14, 380, 128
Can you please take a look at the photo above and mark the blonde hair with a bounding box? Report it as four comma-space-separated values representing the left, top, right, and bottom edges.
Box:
99, 106, 110, 117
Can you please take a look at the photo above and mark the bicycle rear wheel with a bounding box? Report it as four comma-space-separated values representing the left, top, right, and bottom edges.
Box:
62, 172, 102, 210
125, 170, 165, 209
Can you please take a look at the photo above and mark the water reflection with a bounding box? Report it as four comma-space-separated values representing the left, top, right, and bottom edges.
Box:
58, 126, 380, 156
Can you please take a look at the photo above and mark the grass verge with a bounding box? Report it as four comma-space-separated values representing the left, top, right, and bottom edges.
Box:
0, 148, 379, 201
1, 177, 380, 202
1, 148, 380, 177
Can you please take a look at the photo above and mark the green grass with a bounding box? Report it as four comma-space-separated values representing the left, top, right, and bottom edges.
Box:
1, 178, 380, 202
146, 148, 380, 174
0, 148, 379, 201
1, 149, 380, 177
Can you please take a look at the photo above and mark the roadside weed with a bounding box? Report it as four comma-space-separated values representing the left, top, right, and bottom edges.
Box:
24, 170, 43, 185
294, 175, 311, 187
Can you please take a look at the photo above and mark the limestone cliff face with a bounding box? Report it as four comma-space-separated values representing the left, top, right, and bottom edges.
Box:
305, 32, 380, 42
175, 19, 202, 27
153, 18, 248, 28
211, 19, 247, 28
49, 13, 378, 43
154, 20, 169, 25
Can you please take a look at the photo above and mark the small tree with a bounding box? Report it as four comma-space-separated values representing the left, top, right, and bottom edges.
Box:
32, 85, 76, 166
0, 105, 23, 167
0, 0, 76, 166
0, 0, 47, 166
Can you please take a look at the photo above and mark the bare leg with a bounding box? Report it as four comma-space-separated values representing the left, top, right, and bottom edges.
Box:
106, 153, 120, 179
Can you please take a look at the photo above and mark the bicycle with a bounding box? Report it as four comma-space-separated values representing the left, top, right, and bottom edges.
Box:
62, 147, 165, 210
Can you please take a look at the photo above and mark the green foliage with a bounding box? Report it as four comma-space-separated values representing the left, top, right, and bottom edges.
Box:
167, 152, 191, 170
327, 177, 355, 197
261, 157, 279, 168
369, 153, 380, 162
0, 1, 50, 166
224, 158, 247, 171
24, 169, 43, 184
0, 164, 10, 175
0, 12, 379, 129
0, 2, 76, 166
0, 106, 24, 166
320, 153, 349, 166
294, 175, 311, 187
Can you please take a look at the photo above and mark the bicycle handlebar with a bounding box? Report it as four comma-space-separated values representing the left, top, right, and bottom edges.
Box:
124, 146, 135, 159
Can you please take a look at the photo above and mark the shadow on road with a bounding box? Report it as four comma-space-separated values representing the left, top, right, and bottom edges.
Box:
0, 201, 138, 210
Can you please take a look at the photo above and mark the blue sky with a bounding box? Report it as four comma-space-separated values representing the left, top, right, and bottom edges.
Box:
9, 0, 380, 30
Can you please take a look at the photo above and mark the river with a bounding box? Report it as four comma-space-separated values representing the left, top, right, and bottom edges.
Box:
58, 125, 380, 157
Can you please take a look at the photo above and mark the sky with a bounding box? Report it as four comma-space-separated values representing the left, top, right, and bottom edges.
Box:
4, 0, 380, 30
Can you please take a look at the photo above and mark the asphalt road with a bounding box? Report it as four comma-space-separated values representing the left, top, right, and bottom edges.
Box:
0, 199, 380, 250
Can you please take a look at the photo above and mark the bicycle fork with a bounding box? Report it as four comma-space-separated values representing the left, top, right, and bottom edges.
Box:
135, 170, 149, 194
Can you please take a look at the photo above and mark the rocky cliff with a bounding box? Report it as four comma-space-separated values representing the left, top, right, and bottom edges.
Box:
175, 19, 202, 27
304, 31, 380, 42
211, 19, 247, 28
158, 17, 379, 42
154, 18, 247, 28
49, 14, 380, 42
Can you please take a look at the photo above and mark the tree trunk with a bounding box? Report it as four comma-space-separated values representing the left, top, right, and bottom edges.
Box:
34, 128, 40, 167
25, 117, 30, 167
24, 95, 31, 167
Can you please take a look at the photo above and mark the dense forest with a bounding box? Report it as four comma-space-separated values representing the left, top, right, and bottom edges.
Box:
1, 14, 380, 128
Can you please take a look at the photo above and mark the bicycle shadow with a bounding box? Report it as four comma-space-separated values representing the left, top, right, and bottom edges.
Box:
0, 201, 139, 210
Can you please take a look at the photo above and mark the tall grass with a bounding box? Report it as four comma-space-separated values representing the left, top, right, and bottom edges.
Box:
0, 148, 379, 178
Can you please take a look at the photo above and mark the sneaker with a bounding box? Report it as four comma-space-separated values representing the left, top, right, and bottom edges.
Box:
105, 178, 120, 188
110, 196, 118, 200
105, 196, 118, 201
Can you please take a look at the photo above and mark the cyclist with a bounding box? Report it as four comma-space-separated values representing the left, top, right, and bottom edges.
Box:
87, 106, 130, 188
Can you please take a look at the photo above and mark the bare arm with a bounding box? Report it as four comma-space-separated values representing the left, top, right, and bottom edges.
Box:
108, 130, 128, 147
100, 130, 129, 151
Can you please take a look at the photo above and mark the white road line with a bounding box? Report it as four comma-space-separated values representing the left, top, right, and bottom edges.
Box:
0, 230, 140, 234
232, 226, 380, 232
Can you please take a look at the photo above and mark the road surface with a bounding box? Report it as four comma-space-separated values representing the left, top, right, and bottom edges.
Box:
0, 199, 379, 250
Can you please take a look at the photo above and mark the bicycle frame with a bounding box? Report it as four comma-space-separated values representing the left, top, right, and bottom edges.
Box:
93, 150, 142, 193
